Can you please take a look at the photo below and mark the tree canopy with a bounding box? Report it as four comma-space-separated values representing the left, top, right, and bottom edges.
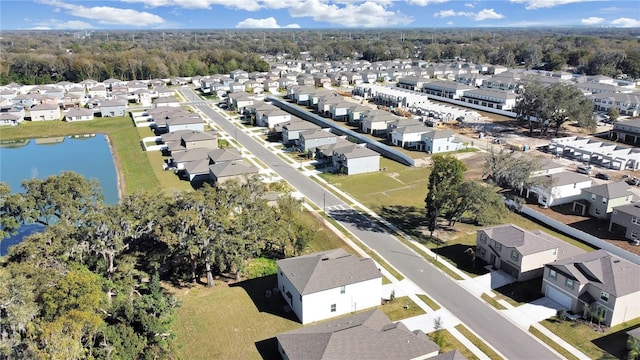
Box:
0, 173, 313, 358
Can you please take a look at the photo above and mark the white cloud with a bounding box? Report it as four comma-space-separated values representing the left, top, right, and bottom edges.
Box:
236, 17, 300, 28
580, 16, 604, 25
38, 0, 165, 26
120, 0, 296, 11
434, 9, 472, 18
611, 17, 640, 27
434, 8, 503, 21
509, 0, 598, 10
31, 19, 93, 30
404, 0, 449, 6
447, 21, 453, 25
475, 8, 504, 20
464, 2, 475, 8
288, 0, 413, 27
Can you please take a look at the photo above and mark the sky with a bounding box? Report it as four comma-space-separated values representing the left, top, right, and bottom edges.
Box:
0, 0, 638, 30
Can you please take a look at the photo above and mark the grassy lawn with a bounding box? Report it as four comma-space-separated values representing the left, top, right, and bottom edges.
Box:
429, 329, 479, 360
454, 324, 504, 360
529, 326, 580, 360
481, 293, 507, 310
540, 316, 640, 359
417, 294, 441, 311
380, 296, 426, 321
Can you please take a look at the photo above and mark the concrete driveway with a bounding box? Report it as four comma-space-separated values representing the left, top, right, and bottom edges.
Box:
503, 297, 565, 329
459, 269, 514, 297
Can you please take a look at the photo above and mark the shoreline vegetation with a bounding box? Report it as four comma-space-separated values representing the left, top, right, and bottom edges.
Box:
0, 116, 158, 197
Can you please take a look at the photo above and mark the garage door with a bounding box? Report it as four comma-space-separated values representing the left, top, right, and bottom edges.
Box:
546, 285, 572, 309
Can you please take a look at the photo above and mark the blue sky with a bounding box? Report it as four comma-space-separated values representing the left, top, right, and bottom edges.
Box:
1, 0, 638, 30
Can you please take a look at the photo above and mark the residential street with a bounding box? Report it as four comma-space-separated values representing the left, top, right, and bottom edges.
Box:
181, 88, 560, 359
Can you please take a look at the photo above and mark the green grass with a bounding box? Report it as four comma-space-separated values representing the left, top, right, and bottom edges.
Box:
529, 326, 580, 360
382, 276, 391, 285
379, 296, 426, 321
417, 294, 441, 311
481, 293, 507, 310
539, 316, 640, 359
454, 324, 504, 360
297, 211, 358, 255
244, 258, 278, 279
428, 329, 479, 360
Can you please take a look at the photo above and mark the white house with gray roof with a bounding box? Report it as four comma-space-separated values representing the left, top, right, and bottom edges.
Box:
526, 171, 592, 208
476, 224, 585, 281
422, 129, 462, 154
276, 309, 440, 360
541, 250, 640, 326
276, 248, 382, 324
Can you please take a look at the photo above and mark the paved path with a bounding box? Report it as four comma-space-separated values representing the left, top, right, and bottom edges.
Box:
180, 88, 567, 359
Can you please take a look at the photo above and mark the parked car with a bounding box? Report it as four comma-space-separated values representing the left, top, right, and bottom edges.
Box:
576, 165, 592, 175
595, 172, 611, 180
626, 177, 640, 186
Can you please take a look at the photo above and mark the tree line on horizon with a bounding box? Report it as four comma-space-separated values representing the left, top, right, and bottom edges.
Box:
0, 28, 639, 85
0, 172, 312, 359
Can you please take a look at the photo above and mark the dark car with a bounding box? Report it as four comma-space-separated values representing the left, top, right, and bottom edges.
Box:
595, 172, 611, 180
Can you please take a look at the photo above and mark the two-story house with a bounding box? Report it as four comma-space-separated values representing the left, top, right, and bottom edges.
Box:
476, 224, 585, 281
276, 248, 381, 324
422, 130, 462, 154
541, 250, 640, 327
573, 182, 634, 220
526, 172, 592, 208
609, 202, 640, 242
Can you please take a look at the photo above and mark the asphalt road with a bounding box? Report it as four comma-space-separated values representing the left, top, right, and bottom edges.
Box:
181, 88, 559, 359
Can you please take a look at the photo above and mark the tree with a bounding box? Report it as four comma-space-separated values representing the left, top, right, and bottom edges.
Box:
0, 182, 21, 241
483, 147, 549, 196
445, 181, 507, 227
538, 83, 596, 136
425, 155, 465, 238
514, 81, 545, 135
608, 107, 619, 123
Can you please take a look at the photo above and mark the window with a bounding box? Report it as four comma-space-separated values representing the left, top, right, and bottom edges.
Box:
565, 278, 575, 289
495, 243, 502, 252
480, 234, 486, 244
591, 194, 596, 201
595, 208, 601, 216
632, 216, 639, 225
479, 247, 486, 256
511, 250, 519, 261
549, 269, 557, 280
602, 197, 607, 204
340, 286, 345, 294
632, 230, 639, 239
600, 291, 609, 302
330, 304, 336, 312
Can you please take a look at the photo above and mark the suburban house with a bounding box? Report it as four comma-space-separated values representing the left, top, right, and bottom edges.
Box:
610, 118, 640, 146
361, 113, 398, 135
99, 99, 127, 117
228, 92, 254, 113
0, 113, 22, 126
331, 143, 381, 175
276, 309, 441, 360
209, 160, 259, 185
160, 130, 218, 154
346, 104, 371, 125
154, 97, 181, 108
165, 116, 206, 133
257, 108, 291, 129
572, 182, 635, 220
64, 107, 94, 121
541, 250, 640, 327
609, 202, 640, 242
422, 130, 463, 154
526, 172, 592, 208
276, 248, 382, 324
281, 119, 320, 146
299, 129, 338, 152
459, 88, 517, 111
328, 101, 352, 121
391, 124, 431, 149
178, 148, 244, 183
475, 224, 585, 281
29, 103, 60, 121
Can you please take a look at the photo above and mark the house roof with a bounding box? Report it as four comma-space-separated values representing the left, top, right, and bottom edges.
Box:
480, 224, 585, 258
100, 99, 127, 107
430, 350, 468, 360
532, 171, 591, 187
183, 158, 211, 176
283, 119, 320, 132
65, 107, 93, 117
207, 148, 243, 163
276, 248, 381, 295
172, 147, 212, 163
209, 160, 259, 178
582, 181, 633, 199
276, 309, 439, 360
30, 103, 59, 111
547, 250, 640, 297
613, 202, 640, 217
548, 250, 640, 297
181, 130, 216, 142
336, 144, 379, 159
424, 129, 455, 139
166, 116, 205, 126
301, 129, 337, 140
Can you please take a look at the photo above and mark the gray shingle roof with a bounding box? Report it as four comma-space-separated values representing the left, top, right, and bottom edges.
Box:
209, 160, 259, 178
481, 224, 585, 258
207, 148, 243, 163
276, 309, 439, 360
276, 248, 381, 295
583, 181, 633, 199
612, 202, 640, 217
548, 250, 640, 297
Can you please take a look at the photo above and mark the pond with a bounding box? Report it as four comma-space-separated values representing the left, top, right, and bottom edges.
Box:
0, 134, 119, 255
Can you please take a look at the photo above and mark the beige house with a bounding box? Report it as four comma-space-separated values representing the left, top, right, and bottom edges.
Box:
476, 224, 585, 281
541, 250, 640, 327
29, 103, 60, 121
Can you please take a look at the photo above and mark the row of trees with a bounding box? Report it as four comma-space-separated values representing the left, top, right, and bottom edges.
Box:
514, 81, 597, 136
0, 172, 312, 359
1, 28, 639, 85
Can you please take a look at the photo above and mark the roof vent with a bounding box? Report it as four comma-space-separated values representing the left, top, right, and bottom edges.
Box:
321, 257, 329, 261
613, 260, 620, 263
